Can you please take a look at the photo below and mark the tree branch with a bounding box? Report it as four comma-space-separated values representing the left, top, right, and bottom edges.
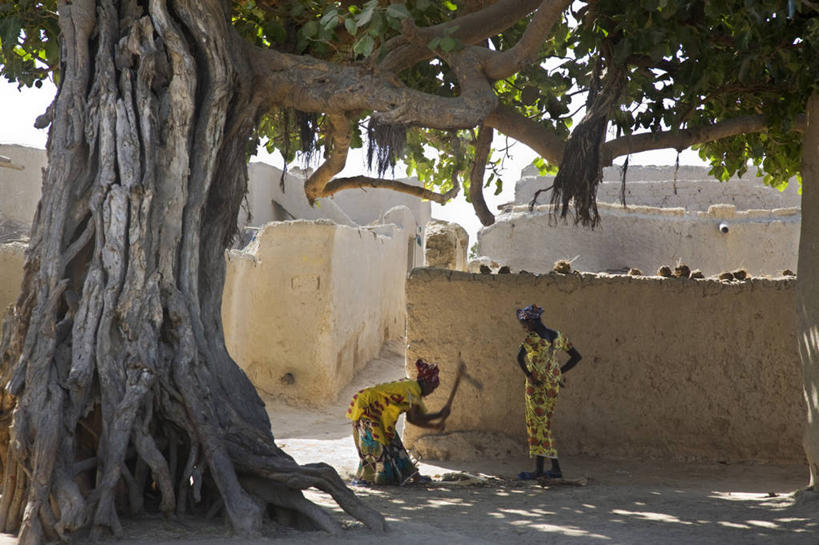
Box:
374, 48, 498, 127
483, 0, 572, 81
249, 45, 496, 130
484, 103, 565, 164
379, 0, 546, 73
469, 125, 495, 226
303, 114, 352, 204
601, 113, 807, 165
319, 175, 459, 204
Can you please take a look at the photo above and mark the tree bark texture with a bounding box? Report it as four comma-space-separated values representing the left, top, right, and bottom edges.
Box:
798, 92, 819, 490
0, 1, 383, 543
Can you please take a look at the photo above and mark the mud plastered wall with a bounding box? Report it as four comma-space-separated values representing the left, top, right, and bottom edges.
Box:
486, 165, 802, 277
404, 268, 803, 464
0, 145, 45, 228
222, 220, 407, 404
0, 243, 25, 312
479, 203, 799, 277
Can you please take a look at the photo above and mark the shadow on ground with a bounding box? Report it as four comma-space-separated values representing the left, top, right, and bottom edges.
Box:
24, 340, 816, 545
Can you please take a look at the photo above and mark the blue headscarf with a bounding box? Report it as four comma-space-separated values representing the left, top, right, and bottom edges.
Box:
516, 304, 544, 321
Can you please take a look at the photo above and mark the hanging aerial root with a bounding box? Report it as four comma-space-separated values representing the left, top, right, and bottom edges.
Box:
550, 56, 625, 227
366, 119, 406, 178
550, 115, 607, 227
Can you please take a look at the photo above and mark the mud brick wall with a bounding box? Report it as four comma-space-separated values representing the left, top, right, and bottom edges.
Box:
404, 268, 804, 464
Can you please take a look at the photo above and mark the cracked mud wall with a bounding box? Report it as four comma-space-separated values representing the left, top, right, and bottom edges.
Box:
404, 268, 804, 464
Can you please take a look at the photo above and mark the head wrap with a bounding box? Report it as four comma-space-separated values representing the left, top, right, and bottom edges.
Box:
516, 304, 544, 321
415, 358, 440, 386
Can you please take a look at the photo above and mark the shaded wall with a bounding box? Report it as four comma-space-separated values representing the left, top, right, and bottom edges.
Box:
222, 220, 407, 404
404, 268, 804, 464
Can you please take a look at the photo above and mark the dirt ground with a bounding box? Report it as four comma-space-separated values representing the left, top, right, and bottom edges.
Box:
2, 341, 815, 545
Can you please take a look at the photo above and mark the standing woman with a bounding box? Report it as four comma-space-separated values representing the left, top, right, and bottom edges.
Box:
516, 304, 582, 480
346, 359, 450, 485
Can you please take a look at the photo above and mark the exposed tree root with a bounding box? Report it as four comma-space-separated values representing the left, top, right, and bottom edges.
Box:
793, 486, 819, 506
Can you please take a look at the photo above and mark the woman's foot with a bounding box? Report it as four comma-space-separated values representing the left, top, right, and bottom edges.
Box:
543, 470, 563, 479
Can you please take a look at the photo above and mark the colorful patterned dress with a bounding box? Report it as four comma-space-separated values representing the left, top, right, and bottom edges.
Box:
346, 379, 426, 485
521, 330, 570, 458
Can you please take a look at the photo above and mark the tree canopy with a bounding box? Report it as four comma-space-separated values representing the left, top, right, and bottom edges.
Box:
2, 1, 817, 225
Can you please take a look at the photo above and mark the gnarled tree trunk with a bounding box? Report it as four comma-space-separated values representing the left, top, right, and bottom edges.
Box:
0, 1, 383, 543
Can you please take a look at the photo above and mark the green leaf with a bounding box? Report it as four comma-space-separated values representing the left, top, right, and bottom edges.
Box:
386, 4, 411, 20
356, 1, 377, 28
0, 14, 22, 51
320, 9, 340, 30
263, 21, 286, 43
43, 38, 58, 64
439, 36, 457, 52
301, 21, 318, 39
354, 34, 375, 57
613, 38, 632, 64
344, 17, 357, 35
368, 11, 385, 36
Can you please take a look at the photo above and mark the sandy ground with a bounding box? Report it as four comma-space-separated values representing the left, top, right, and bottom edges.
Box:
1, 341, 816, 545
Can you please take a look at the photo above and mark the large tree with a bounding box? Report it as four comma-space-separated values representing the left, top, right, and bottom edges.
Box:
0, 0, 818, 543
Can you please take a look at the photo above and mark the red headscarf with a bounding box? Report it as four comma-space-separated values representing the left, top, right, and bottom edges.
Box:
415, 358, 440, 387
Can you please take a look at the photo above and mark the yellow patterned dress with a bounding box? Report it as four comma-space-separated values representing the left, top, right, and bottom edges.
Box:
346, 379, 426, 484
521, 330, 570, 458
